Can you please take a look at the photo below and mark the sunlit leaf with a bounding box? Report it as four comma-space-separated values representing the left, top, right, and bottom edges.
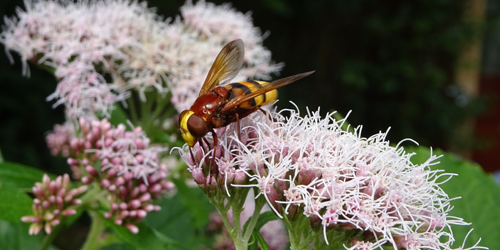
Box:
408, 146, 500, 249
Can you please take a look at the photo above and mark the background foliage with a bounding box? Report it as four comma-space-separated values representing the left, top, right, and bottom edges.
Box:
0, 0, 499, 249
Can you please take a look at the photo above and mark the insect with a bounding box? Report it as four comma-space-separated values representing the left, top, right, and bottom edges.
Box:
179, 39, 314, 169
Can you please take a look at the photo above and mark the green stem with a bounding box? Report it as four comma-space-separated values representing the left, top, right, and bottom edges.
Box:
39, 222, 64, 250
80, 211, 105, 250
127, 96, 139, 125
243, 195, 266, 242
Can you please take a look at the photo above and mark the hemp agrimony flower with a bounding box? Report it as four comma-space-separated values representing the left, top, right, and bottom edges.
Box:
45, 118, 173, 233
0, 0, 282, 118
178, 105, 485, 250
21, 174, 87, 235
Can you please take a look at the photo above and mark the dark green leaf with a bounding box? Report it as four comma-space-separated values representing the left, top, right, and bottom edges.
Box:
0, 162, 51, 190
252, 231, 269, 250
0, 186, 32, 222
408, 146, 500, 249
0, 221, 59, 250
144, 194, 214, 248
108, 104, 130, 129
104, 217, 186, 250
243, 211, 278, 234
171, 178, 211, 229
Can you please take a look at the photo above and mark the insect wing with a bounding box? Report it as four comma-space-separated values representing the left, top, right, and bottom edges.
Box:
199, 39, 245, 96
221, 71, 315, 112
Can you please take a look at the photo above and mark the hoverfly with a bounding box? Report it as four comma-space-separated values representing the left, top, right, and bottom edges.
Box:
179, 39, 314, 169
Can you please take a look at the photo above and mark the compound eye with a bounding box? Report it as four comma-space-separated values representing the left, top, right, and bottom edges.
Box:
187, 115, 208, 138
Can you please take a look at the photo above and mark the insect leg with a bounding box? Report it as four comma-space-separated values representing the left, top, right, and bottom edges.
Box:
203, 137, 212, 151
236, 113, 241, 142
210, 128, 219, 176
189, 147, 197, 167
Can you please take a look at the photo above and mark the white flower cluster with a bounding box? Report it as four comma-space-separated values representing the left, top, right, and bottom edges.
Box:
180, 105, 482, 249
1, 0, 282, 117
238, 107, 470, 249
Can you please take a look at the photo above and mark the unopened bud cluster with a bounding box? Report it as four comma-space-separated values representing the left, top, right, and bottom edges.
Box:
21, 174, 87, 235
179, 115, 262, 196
64, 118, 172, 233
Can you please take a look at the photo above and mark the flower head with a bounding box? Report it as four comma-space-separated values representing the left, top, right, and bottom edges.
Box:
1, 0, 282, 117
179, 105, 485, 249
22, 174, 87, 235
63, 118, 173, 233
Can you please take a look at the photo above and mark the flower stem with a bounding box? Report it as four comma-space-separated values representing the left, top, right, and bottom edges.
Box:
243, 195, 265, 242
39, 222, 64, 250
80, 211, 105, 250
127, 96, 139, 125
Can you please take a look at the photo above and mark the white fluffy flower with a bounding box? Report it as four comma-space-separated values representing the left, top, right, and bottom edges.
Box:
179, 104, 485, 249
1, 0, 282, 117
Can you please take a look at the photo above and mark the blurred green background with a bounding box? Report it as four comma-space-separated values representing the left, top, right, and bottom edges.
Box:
1, 0, 499, 173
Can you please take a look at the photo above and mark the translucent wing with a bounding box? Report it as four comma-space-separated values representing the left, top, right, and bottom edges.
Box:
221, 71, 315, 112
199, 39, 245, 96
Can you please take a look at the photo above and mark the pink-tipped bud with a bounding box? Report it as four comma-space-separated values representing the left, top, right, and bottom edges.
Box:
42, 200, 51, 209
108, 185, 116, 191
51, 219, 60, 226
123, 172, 134, 181
81, 158, 89, 165
114, 177, 125, 186
118, 210, 129, 219
125, 223, 139, 234
143, 204, 155, 212
115, 219, 123, 225
119, 202, 128, 210
135, 139, 145, 150
63, 174, 70, 190
136, 209, 147, 219
148, 183, 162, 193
111, 157, 122, 166
44, 223, 52, 234
100, 179, 110, 189
62, 209, 77, 216
81, 176, 93, 184
101, 158, 110, 166
104, 212, 112, 219
119, 186, 128, 200
107, 168, 117, 179
105, 138, 113, 147
128, 200, 141, 210
138, 193, 151, 203
138, 184, 147, 193
86, 165, 98, 177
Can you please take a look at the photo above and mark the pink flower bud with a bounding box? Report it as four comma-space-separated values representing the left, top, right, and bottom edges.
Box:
128, 199, 141, 209
119, 202, 128, 210
44, 223, 52, 234
114, 177, 125, 186
125, 223, 139, 234
86, 165, 97, 177
81, 176, 93, 184
138, 193, 151, 202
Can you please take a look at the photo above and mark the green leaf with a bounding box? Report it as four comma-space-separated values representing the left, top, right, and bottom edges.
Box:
0, 221, 59, 250
243, 211, 278, 234
0, 162, 51, 190
252, 231, 270, 250
144, 194, 214, 248
104, 217, 186, 250
0, 186, 33, 222
408, 146, 500, 249
108, 104, 130, 129
171, 178, 211, 229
